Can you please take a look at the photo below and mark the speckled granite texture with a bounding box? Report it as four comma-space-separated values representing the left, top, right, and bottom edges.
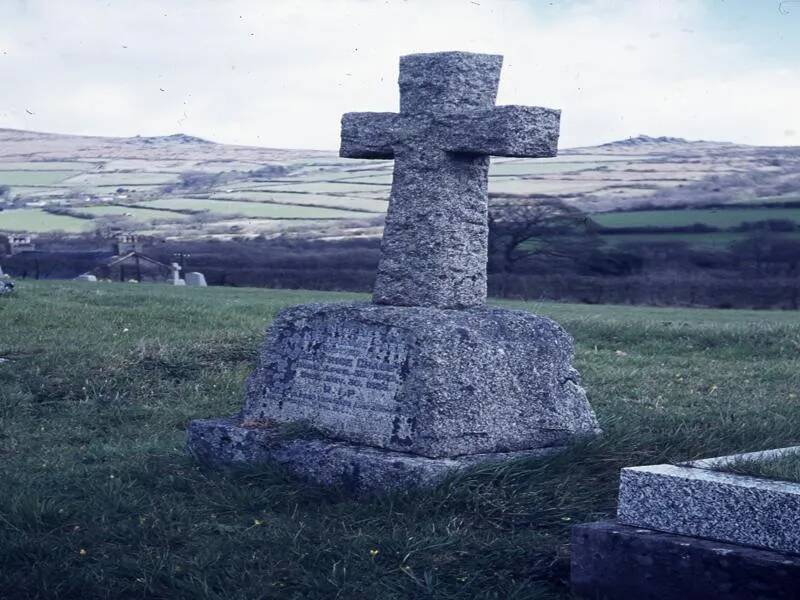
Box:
340, 51, 560, 309
243, 302, 600, 459
188, 417, 561, 493
571, 521, 800, 600
185, 51, 598, 492
617, 463, 800, 555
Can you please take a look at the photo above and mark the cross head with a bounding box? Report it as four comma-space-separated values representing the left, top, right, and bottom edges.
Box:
340, 51, 560, 309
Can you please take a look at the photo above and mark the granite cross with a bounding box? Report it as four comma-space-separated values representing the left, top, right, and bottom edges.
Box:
340, 51, 561, 309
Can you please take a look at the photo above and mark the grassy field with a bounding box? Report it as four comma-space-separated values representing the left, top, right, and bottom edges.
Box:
594, 207, 800, 229
209, 191, 388, 213
142, 198, 376, 220
0, 162, 96, 171
600, 231, 800, 247
0, 209, 92, 233
81, 206, 191, 222
0, 171, 79, 186
2, 282, 799, 598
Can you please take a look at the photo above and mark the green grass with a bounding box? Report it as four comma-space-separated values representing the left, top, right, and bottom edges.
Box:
0, 209, 93, 233
600, 231, 800, 247
209, 191, 388, 213
488, 179, 612, 195
1, 282, 800, 598
0, 171, 79, 186
0, 162, 97, 171
717, 452, 800, 483
488, 160, 604, 176
594, 207, 800, 229
257, 181, 391, 194
141, 198, 376, 220
62, 172, 180, 186
82, 205, 191, 222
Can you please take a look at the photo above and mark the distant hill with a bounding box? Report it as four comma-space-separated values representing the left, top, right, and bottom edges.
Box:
0, 127, 798, 243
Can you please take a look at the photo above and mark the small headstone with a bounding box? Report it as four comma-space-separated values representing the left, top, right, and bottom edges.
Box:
76, 274, 98, 282
187, 51, 600, 493
169, 262, 185, 286
185, 272, 207, 287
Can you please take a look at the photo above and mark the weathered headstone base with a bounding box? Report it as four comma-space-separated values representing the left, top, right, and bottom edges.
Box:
571, 521, 800, 600
244, 302, 599, 459
187, 417, 562, 493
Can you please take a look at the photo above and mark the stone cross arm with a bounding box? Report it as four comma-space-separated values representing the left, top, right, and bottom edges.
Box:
339, 51, 562, 309
340, 105, 560, 159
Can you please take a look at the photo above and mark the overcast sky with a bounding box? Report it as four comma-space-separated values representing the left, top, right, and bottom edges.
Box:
0, 0, 798, 150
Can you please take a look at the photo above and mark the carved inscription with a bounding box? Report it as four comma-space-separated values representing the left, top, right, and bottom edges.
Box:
282, 320, 410, 419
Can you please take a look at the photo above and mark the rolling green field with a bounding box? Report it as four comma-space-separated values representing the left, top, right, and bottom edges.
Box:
600, 231, 800, 247
62, 172, 180, 186
141, 198, 376, 220
488, 160, 604, 176
210, 191, 388, 212
0, 170, 79, 186
594, 207, 800, 229
2, 282, 799, 598
255, 180, 390, 195
0, 162, 96, 171
82, 205, 191, 222
0, 208, 92, 233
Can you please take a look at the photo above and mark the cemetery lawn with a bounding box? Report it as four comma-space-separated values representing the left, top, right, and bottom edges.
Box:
2, 281, 800, 599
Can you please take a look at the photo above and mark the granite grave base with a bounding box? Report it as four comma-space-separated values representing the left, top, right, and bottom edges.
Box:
188, 417, 562, 493
618, 447, 800, 555
188, 302, 598, 492
187, 51, 600, 493
241, 302, 599, 458
571, 521, 800, 600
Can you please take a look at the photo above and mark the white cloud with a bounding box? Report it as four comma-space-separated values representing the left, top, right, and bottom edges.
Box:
0, 0, 797, 149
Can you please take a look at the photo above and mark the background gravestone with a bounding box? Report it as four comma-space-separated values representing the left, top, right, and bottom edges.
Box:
185, 272, 207, 287
188, 51, 600, 492
169, 263, 185, 286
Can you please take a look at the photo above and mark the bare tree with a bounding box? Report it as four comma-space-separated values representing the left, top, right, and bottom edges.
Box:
488, 197, 590, 275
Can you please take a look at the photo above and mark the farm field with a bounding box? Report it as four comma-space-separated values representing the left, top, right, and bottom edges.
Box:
1, 282, 799, 598
593, 207, 800, 229
0, 128, 798, 242
0, 170, 79, 186
81, 205, 191, 222
210, 191, 388, 212
0, 161, 96, 170
141, 198, 376, 220
0, 208, 91, 233
62, 172, 180, 186
599, 231, 800, 247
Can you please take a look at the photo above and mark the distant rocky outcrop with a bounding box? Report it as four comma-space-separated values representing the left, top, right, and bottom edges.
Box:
601, 135, 691, 147
131, 133, 214, 145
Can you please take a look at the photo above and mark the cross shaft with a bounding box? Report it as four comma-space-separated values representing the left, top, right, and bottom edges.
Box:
340, 51, 560, 309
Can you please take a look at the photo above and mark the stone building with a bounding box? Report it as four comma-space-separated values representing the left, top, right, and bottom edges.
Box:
0, 234, 36, 256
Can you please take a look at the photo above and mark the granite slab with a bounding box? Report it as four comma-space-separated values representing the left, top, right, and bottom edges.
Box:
617, 449, 800, 555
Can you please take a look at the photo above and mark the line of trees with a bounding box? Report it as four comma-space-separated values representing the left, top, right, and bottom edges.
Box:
4, 201, 800, 309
